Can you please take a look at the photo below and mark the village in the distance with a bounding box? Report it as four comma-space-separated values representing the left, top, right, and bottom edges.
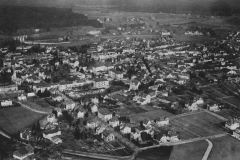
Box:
1, 2, 240, 160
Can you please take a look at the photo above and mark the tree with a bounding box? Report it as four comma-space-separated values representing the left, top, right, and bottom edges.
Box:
74, 127, 80, 140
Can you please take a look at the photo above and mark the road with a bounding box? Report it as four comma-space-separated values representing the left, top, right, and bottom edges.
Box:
202, 139, 213, 160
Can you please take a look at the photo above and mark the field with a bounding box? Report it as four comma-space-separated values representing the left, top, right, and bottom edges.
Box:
130, 109, 174, 123
208, 135, 240, 160
171, 111, 226, 139
169, 140, 207, 160
136, 146, 172, 160
21, 98, 53, 113
0, 107, 44, 135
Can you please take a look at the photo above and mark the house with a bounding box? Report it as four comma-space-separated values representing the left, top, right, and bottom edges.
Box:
168, 131, 180, 142
91, 97, 99, 104
155, 117, 170, 127
27, 92, 35, 97
101, 130, 115, 142
129, 79, 141, 91
225, 119, 240, 130
20, 129, 32, 141
109, 117, 120, 128
13, 145, 34, 160
65, 100, 76, 110
233, 128, 240, 140
1, 100, 13, 107
96, 125, 107, 135
0, 84, 18, 93
55, 108, 63, 117
109, 69, 124, 80
208, 104, 221, 112
121, 124, 133, 134
98, 108, 112, 121
91, 104, 98, 113
43, 128, 62, 144
87, 117, 100, 129
47, 114, 58, 124
18, 95, 27, 101
77, 107, 87, 118
94, 78, 110, 89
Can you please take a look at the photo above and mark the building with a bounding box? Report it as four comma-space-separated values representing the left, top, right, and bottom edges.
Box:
155, 117, 170, 127
1, 100, 13, 107
87, 117, 100, 129
98, 108, 112, 121
77, 107, 87, 118
91, 104, 98, 113
13, 145, 34, 160
101, 130, 115, 142
94, 78, 110, 89
0, 84, 18, 93
43, 128, 62, 144
109, 70, 124, 80
109, 117, 120, 128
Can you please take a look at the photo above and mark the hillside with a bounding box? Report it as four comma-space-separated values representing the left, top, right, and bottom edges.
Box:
0, 6, 102, 35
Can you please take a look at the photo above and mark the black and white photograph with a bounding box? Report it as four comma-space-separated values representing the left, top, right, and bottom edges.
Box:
0, 0, 240, 159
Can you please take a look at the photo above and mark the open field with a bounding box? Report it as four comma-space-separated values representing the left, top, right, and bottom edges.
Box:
0, 107, 44, 135
130, 109, 174, 123
136, 146, 172, 160
171, 111, 226, 139
169, 140, 207, 160
208, 135, 240, 160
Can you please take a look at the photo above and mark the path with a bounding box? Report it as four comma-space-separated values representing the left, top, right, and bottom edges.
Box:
202, 139, 213, 160
18, 101, 49, 115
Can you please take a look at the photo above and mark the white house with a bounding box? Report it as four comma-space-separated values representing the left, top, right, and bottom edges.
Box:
47, 114, 58, 124
43, 129, 62, 144
18, 95, 27, 101
1, 100, 13, 107
208, 104, 220, 112
155, 117, 170, 127
109, 117, 120, 128
121, 125, 132, 134
91, 104, 98, 113
77, 107, 86, 119
225, 120, 240, 131
87, 117, 100, 129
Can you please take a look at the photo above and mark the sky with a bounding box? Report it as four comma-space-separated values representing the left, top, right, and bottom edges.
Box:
0, 0, 239, 11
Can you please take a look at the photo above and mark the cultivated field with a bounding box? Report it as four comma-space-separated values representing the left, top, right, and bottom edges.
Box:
209, 135, 240, 160
169, 140, 207, 160
0, 107, 44, 135
171, 111, 226, 139
130, 109, 174, 123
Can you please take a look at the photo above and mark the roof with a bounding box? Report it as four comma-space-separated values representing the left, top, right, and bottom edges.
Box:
98, 108, 111, 115
95, 78, 109, 82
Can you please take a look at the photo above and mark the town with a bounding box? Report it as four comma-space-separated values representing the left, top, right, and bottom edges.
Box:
1, 5, 240, 160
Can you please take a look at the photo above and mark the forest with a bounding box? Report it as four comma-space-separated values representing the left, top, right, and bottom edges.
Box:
0, 6, 102, 35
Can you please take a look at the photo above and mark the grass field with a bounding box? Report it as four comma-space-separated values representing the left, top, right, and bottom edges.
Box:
208, 135, 240, 160
169, 140, 207, 160
171, 111, 226, 139
130, 109, 173, 123
0, 107, 44, 135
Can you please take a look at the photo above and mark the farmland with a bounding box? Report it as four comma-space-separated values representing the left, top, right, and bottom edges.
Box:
208, 135, 240, 160
130, 109, 174, 123
169, 140, 207, 160
0, 107, 44, 135
171, 111, 226, 139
